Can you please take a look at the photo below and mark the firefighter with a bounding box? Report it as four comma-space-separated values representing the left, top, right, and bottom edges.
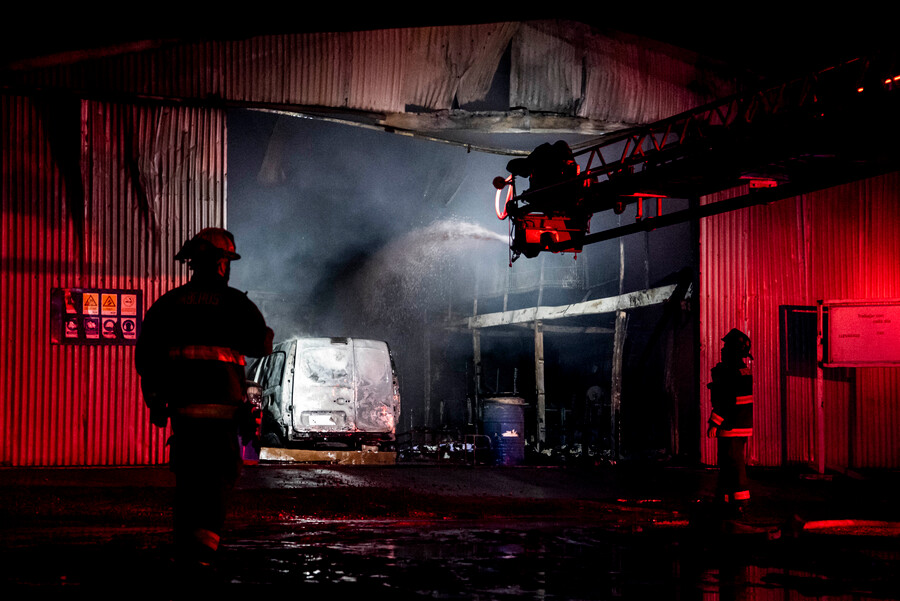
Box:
706, 328, 753, 521
135, 227, 273, 573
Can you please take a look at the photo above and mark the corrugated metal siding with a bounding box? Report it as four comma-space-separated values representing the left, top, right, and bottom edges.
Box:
9, 22, 736, 126
699, 185, 754, 463
350, 29, 406, 112
700, 173, 900, 469
404, 23, 520, 110
581, 28, 729, 124
509, 22, 583, 114
1, 94, 226, 466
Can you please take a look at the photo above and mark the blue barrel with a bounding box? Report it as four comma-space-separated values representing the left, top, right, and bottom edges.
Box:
483, 397, 526, 466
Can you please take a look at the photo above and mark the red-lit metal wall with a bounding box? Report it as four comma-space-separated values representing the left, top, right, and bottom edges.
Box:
1, 95, 226, 466
700, 173, 900, 469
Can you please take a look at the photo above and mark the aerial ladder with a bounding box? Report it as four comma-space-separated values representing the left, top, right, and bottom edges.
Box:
492, 51, 900, 263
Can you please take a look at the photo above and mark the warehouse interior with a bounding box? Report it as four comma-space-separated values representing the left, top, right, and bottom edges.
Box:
2, 8, 899, 471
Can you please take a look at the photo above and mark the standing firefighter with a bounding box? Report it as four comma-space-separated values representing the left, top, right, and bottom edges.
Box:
707, 328, 753, 520
135, 227, 273, 572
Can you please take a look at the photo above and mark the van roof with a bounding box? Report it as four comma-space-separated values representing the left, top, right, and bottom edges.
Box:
274, 337, 389, 351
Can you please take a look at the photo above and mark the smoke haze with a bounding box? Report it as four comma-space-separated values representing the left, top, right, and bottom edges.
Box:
224, 108, 696, 442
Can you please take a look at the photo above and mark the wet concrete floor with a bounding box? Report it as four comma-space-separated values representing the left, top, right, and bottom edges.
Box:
2, 463, 899, 598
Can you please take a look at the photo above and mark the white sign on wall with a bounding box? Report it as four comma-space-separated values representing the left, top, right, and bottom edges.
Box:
826, 301, 900, 366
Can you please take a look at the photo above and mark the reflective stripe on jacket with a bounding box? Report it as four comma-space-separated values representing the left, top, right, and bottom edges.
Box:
135, 274, 271, 408
174, 403, 239, 420
169, 345, 246, 365
708, 364, 753, 437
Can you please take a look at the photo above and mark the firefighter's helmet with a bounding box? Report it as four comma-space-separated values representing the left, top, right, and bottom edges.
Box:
175, 228, 241, 263
722, 328, 752, 359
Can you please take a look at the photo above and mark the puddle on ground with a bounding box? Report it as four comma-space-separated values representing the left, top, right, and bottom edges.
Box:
3, 519, 899, 599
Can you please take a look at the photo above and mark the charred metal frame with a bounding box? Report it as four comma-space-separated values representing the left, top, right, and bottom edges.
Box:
468, 284, 688, 456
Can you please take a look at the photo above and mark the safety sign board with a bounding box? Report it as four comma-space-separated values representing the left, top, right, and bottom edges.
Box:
101, 294, 118, 316
121, 294, 138, 316
102, 318, 118, 339
82, 293, 99, 316
84, 316, 100, 340
51, 288, 143, 346
64, 316, 79, 339
121, 317, 138, 340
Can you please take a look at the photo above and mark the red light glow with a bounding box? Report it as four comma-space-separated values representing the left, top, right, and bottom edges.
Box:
520, 214, 585, 253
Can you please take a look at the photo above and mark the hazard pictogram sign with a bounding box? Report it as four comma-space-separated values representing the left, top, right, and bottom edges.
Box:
65, 317, 79, 339
51, 288, 142, 346
101, 293, 118, 316
121, 294, 137, 316
122, 318, 137, 340
82, 293, 99, 316
84, 316, 100, 339
102, 318, 118, 339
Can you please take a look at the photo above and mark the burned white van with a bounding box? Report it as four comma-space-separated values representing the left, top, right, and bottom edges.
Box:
246, 337, 401, 450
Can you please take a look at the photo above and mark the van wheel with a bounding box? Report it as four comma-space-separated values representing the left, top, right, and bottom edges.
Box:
261, 432, 285, 448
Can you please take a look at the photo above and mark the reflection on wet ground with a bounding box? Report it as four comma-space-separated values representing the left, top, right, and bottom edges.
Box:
4, 518, 899, 599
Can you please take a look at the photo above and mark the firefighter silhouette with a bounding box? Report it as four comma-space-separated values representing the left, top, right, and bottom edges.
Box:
135, 227, 273, 575
707, 328, 754, 520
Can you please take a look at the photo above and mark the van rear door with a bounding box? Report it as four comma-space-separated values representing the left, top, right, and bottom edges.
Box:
292, 339, 356, 433
352, 339, 397, 434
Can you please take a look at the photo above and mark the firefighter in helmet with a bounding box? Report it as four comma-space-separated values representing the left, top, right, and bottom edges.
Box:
135, 227, 273, 573
707, 328, 753, 521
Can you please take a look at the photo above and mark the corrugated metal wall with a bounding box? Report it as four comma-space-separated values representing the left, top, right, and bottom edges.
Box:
700, 172, 900, 469
579, 26, 730, 125
8, 21, 736, 127
1, 94, 226, 465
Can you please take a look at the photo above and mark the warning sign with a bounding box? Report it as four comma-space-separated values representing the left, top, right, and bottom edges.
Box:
121, 317, 137, 340
121, 294, 137, 316
65, 317, 79, 339
101, 293, 118, 316
51, 288, 142, 346
102, 318, 118, 339
84, 316, 100, 339
82, 293, 99, 316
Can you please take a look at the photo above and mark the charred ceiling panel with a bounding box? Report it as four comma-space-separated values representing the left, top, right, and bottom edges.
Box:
402, 22, 518, 110
509, 21, 584, 115
507, 22, 738, 126
4, 21, 738, 135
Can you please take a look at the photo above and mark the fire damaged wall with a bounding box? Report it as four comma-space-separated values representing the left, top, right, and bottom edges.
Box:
1, 95, 227, 466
